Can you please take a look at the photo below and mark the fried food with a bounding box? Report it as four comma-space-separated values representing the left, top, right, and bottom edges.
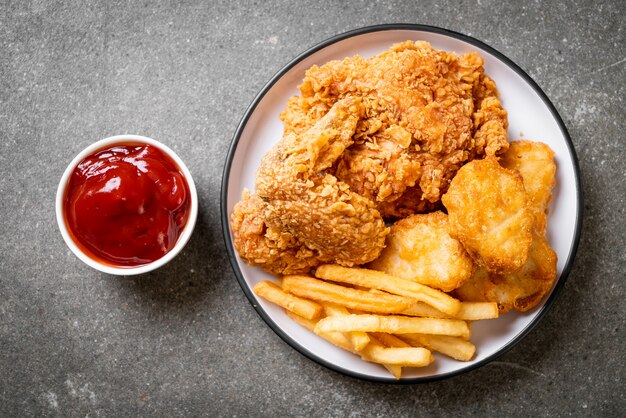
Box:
281, 41, 509, 218
286, 305, 425, 379
400, 334, 475, 361
314, 314, 470, 338
442, 157, 534, 274
451, 302, 499, 320
452, 141, 558, 312
321, 302, 370, 351
231, 41, 511, 276
281, 275, 412, 313
231, 39, 560, 377
500, 140, 556, 234
230, 190, 321, 275
360, 341, 434, 367
286, 310, 356, 353
367, 211, 474, 292
315, 264, 461, 315
254, 265, 499, 377
231, 98, 389, 275
253, 281, 322, 320
371, 332, 413, 349
401, 301, 499, 321
454, 229, 557, 313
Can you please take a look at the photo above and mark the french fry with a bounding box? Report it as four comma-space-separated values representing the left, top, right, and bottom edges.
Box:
400, 302, 448, 318
370, 333, 418, 378
401, 334, 476, 361
360, 340, 434, 367
261, 269, 492, 378
321, 303, 370, 351
401, 301, 499, 321
254, 280, 322, 320
282, 275, 412, 313
286, 312, 431, 378
288, 311, 405, 378
371, 332, 413, 348
316, 265, 461, 316
315, 314, 470, 338
462, 322, 471, 340
364, 335, 403, 379
455, 302, 499, 320
285, 310, 319, 332
285, 311, 356, 353
384, 364, 402, 380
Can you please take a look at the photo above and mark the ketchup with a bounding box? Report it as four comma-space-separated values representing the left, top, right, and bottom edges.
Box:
63, 143, 191, 267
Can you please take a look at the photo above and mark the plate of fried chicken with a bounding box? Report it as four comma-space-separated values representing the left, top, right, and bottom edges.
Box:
221, 24, 582, 382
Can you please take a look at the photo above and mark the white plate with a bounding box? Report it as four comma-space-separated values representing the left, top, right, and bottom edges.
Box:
221, 24, 582, 382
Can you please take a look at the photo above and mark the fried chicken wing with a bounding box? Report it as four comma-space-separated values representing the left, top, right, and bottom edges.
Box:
367, 211, 474, 292
281, 41, 509, 218
500, 140, 556, 234
230, 190, 321, 275
442, 157, 534, 275
232, 41, 511, 276
231, 98, 389, 275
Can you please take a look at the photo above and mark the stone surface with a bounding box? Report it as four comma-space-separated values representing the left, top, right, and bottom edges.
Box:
1, 0, 624, 416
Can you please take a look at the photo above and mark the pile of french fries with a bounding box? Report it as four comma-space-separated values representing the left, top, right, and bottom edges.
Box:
253, 264, 499, 379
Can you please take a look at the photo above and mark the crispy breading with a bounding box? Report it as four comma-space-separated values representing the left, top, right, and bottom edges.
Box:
367, 212, 474, 292
230, 190, 322, 275
231, 98, 389, 275
232, 41, 511, 275
454, 231, 557, 312
442, 157, 534, 274
281, 41, 509, 218
451, 142, 558, 312
500, 140, 556, 234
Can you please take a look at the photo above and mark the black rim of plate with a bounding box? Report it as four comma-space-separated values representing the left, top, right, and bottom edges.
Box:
220, 23, 583, 384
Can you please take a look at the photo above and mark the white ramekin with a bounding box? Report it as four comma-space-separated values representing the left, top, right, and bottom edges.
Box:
56, 134, 198, 275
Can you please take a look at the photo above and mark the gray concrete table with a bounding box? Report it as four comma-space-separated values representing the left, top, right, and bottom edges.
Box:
1, 0, 624, 416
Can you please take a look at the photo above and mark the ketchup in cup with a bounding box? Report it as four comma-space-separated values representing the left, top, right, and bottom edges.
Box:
63, 143, 191, 267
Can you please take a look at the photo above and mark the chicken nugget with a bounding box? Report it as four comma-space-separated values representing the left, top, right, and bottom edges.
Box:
499, 140, 556, 235
367, 212, 474, 292
454, 231, 557, 312
442, 157, 533, 274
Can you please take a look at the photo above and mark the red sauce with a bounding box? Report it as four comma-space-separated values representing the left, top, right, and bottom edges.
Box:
64, 143, 191, 267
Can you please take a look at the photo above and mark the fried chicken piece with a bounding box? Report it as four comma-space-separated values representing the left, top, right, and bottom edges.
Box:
230, 190, 321, 275
231, 98, 389, 275
453, 230, 557, 313
452, 141, 558, 312
442, 157, 534, 275
281, 41, 509, 218
500, 140, 556, 234
367, 211, 474, 292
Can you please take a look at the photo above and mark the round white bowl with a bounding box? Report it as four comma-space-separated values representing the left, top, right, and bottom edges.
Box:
56, 134, 198, 275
